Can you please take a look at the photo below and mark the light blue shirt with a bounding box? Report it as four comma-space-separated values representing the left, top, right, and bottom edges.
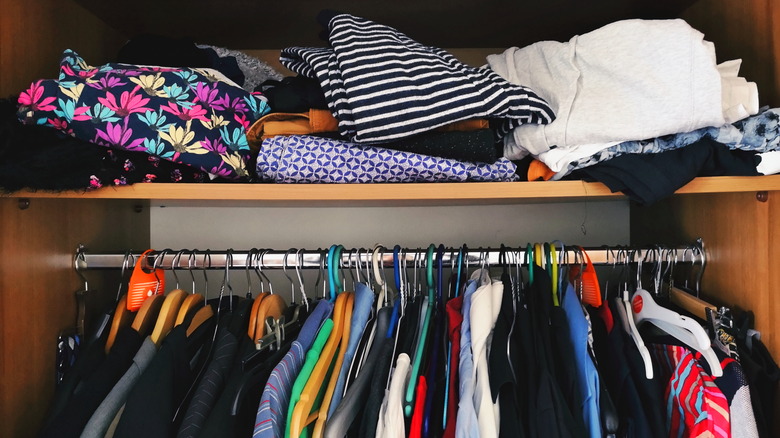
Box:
562, 282, 602, 438
456, 279, 479, 438
327, 282, 375, 417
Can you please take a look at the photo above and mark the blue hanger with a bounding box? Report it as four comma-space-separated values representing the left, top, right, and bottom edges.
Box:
404, 244, 436, 417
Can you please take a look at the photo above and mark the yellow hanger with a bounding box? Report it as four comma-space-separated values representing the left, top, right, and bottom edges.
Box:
546, 243, 560, 307
312, 292, 354, 438
289, 291, 351, 438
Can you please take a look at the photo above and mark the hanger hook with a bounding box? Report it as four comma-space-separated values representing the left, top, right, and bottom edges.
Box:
283, 249, 297, 304
74, 244, 90, 291
295, 248, 309, 308
202, 250, 212, 300
187, 249, 198, 294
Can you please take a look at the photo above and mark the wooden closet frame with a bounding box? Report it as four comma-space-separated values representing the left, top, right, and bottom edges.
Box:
1, 0, 779, 436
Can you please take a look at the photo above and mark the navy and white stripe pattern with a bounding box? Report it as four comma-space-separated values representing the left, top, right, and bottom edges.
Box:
281, 13, 555, 144
256, 135, 519, 183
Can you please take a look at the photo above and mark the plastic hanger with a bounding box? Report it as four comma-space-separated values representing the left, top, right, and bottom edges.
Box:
615, 249, 653, 379
525, 243, 534, 284
420, 245, 445, 436
313, 291, 354, 438
126, 249, 165, 312
377, 245, 392, 313
289, 291, 350, 438
544, 243, 560, 306
630, 250, 722, 376
404, 244, 436, 417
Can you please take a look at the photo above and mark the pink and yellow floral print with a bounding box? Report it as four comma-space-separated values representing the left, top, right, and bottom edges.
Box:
17, 49, 271, 181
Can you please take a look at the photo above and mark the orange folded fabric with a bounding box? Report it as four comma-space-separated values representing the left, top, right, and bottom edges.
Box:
528, 159, 556, 181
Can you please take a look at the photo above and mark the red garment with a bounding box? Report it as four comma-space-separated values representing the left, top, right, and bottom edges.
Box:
442, 296, 464, 438
409, 376, 428, 438
651, 344, 731, 438
597, 297, 614, 333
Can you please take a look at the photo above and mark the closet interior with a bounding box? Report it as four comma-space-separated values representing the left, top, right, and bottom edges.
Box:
1, 0, 779, 436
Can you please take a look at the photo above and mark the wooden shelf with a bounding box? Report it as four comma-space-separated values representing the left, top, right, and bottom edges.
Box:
7, 175, 780, 206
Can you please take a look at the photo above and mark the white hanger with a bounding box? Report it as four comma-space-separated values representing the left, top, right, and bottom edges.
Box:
630, 248, 723, 377
614, 249, 654, 379
616, 292, 654, 379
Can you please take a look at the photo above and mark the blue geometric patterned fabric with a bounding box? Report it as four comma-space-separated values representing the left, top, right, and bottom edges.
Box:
257, 135, 519, 183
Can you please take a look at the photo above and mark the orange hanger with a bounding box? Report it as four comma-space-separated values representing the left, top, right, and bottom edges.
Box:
126, 249, 165, 311
289, 291, 351, 438
312, 292, 354, 438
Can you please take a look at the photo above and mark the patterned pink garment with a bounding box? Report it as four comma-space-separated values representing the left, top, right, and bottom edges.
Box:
650, 344, 730, 438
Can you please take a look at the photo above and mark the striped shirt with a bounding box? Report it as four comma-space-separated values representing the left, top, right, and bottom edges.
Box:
651, 344, 731, 438
281, 13, 554, 144
254, 300, 333, 438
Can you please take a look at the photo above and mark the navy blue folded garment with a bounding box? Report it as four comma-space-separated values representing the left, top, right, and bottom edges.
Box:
568, 137, 760, 206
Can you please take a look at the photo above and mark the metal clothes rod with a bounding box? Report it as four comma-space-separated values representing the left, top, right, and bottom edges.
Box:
77, 244, 703, 270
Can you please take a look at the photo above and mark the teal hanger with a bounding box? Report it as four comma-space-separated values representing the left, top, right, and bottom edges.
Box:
328, 244, 344, 301
404, 244, 436, 417
526, 243, 535, 284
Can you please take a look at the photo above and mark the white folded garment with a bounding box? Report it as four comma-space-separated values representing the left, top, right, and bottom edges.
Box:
487, 19, 758, 171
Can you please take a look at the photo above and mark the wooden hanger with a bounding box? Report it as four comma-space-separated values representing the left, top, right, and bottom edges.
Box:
130, 294, 165, 338
253, 294, 287, 343
186, 304, 215, 337
668, 285, 717, 321
248, 292, 270, 340
150, 289, 187, 346
174, 250, 206, 326
104, 251, 135, 354
289, 291, 349, 438
105, 295, 135, 354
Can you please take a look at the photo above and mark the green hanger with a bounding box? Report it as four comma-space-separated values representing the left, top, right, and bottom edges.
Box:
403, 244, 435, 417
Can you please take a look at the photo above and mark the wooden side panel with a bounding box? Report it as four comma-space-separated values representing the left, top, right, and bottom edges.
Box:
0, 0, 125, 96
0, 198, 149, 438
631, 192, 778, 357
682, 0, 780, 106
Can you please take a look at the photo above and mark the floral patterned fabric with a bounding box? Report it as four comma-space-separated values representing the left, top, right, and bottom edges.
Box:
256, 135, 519, 183
17, 50, 270, 180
